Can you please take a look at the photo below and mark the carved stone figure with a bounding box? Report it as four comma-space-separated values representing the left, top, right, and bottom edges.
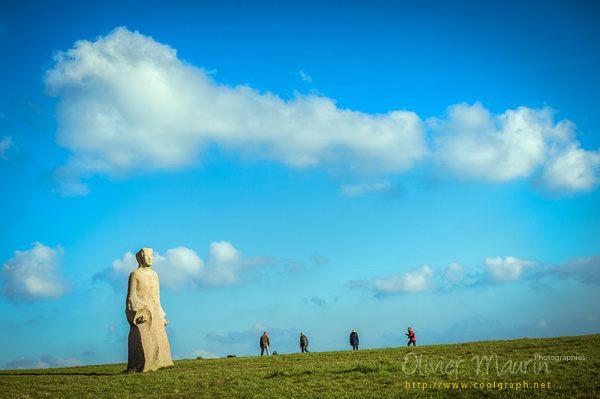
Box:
125, 248, 173, 372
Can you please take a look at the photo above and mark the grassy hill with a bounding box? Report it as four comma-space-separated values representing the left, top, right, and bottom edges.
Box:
1, 334, 599, 398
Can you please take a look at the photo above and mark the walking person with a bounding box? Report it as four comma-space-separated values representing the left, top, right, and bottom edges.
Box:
406, 327, 416, 346
260, 332, 270, 356
300, 332, 309, 353
350, 329, 359, 350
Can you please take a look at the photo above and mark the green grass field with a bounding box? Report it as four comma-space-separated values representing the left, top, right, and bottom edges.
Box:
1, 334, 598, 398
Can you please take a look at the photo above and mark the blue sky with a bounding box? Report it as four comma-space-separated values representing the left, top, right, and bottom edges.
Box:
1, 0, 599, 369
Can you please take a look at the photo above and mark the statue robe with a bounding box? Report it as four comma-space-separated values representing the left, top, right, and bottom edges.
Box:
125, 267, 173, 372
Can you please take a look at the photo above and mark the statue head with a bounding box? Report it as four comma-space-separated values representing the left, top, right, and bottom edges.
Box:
136, 248, 154, 268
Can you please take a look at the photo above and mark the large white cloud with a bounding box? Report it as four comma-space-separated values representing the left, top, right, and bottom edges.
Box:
45, 27, 428, 195
154, 247, 204, 290
444, 255, 600, 287
535, 144, 600, 193
43, 28, 599, 196
373, 265, 434, 293
0, 243, 70, 302
203, 241, 243, 286
484, 256, 538, 282
366, 254, 600, 294
430, 103, 600, 192
95, 242, 275, 290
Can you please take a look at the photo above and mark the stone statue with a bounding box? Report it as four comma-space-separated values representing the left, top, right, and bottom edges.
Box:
125, 248, 174, 372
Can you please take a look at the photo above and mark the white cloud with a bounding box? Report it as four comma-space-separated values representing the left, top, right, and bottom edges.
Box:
6, 354, 83, 370
340, 181, 392, 197
432, 103, 563, 181
42, 28, 600, 196
96, 247, 205, 291
0, 243, 70, 302
153, 247, 204, 290
45, 27, 428, 195
368, 254, 600, 294
202, 241, 243, 285
536, 144, 600, 193
0, 136, 13, 160
431, 102, 599, 192
92, 251, 137, 291
537, 255, 600, 283
445, 255, 600, 288
538, 319, 547, 328
203, 241, 275, 286
96, 242, 275, 290
440, 261, 483, 289
51, 158, 108, 196
111, 251, 137, 275
373, 265, 434, 293
299, 70, 312, 83
484, 256, 537, 282
254, 323, 268, 331
443, 262, 469, 284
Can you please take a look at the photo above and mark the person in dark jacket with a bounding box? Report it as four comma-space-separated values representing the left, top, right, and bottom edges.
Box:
406, 327, 416, 346
260, 332, 270, 356
350, 329, 359, 350
300, 332, 309, 353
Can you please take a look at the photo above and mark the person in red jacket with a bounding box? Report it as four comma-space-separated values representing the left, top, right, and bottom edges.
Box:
406, 327, 416, 346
